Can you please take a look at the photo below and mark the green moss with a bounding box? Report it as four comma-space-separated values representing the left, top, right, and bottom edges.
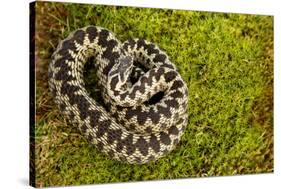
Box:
34, 1, 273, 187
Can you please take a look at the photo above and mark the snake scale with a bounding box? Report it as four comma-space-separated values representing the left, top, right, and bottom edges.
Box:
48, 26, 188, 164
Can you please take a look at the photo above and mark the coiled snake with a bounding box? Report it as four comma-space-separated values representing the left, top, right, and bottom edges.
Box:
48, 26, 188, 164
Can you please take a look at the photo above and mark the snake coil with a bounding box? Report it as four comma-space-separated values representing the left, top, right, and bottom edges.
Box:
48, 26, 188, 164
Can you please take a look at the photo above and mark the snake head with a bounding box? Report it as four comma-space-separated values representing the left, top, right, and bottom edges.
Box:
109, 56, 133, 84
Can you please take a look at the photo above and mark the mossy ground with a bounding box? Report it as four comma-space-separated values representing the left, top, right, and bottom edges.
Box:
34, 1, 273, 187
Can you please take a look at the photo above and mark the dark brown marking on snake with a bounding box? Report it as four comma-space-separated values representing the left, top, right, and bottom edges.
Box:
154, 67, 165, 81
123, 42, 129, 51
107, 128, 122, 144
59, 103, 66, 112
102, 39, 119, 61
102, 52, 120, 75
145, 127, 152, 133
169, 91, 184, 99
115, 141, 124, 153
177, 118, 184, 125
140, 75, 148, 86
122, 133, 133, 146
96, 119, 110, 138
117, 118, 125, 126
149, 134, 160, 153
146, 59, 151, 65
170, 80, 184, 90
137, 82, 146, 95
125, 104, 165, 126
168, 126, 179, 136
128, 123, 136, 131
148, 107, 160, 124
145, 69, 155, 86
123, 39, 136, 51
60, 82, 80, 96
135, 39, 146, 51
135, 136, 149, 156
89, 110, 101, 127
55, 63, 75, 81
71, 94, 91, 120
160, 132, 171, 145
60, 39, 76, 53
119, 93, 127, 101
135, 108, 148, 125
164, 99, 179, 108
113, 90, 119, 97
164, 71, 177, 82
110, 75, 119, 90
156, 104, 172, 117
147, 91, 164, 105
146, 43, 160, 55
86, 26, 98, 42
123, 134, 135, 155
153, 54, 167, 63
54, 55, 74, 74
53, 52, 74, 67
151, 68, 161, 81
96, 30, 121, 74
115, 104, 124, 112
126, 145, 136, 156
137, 79, 147, 95
97, 29, 110, 47
136, 39, 160, 55
73, 29, 85, 45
